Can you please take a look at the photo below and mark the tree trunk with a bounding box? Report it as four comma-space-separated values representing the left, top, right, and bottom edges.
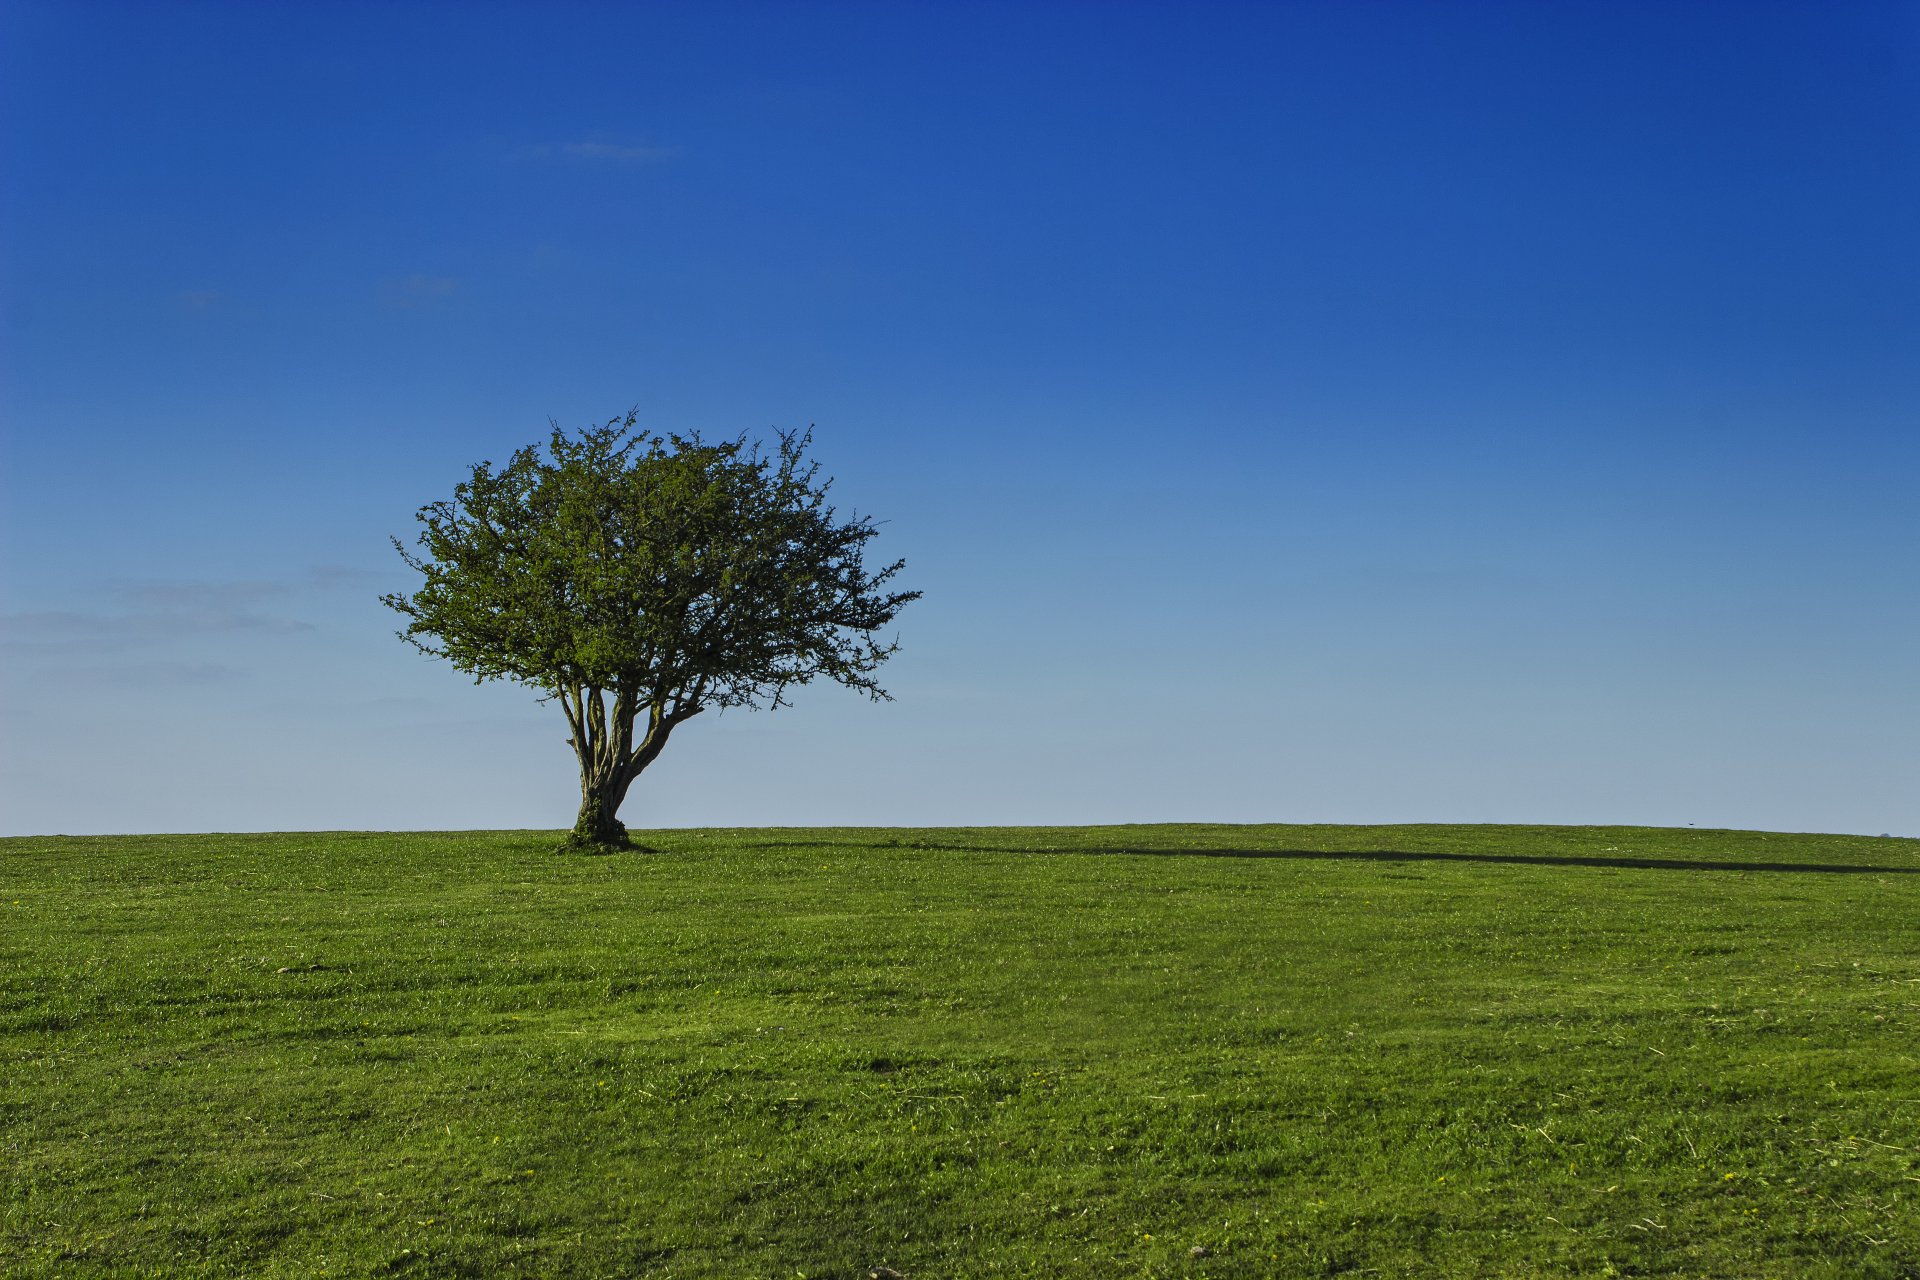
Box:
556, 684, 696, 852
567, 766, 631, 849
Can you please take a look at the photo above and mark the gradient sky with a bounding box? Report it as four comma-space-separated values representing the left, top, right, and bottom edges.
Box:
2, 0, 1915, 836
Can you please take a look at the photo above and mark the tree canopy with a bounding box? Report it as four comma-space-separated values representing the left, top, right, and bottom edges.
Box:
384, 414, 918, 848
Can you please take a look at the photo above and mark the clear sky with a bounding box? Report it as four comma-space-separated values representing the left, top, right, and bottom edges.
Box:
2, 0, 1915, 837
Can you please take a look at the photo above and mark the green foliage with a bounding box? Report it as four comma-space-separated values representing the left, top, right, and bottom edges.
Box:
383, 416, 918, 847
4, 824, 1917, 1277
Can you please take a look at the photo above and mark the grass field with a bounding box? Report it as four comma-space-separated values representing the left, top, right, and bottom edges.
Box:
3, 823, 1917, 1278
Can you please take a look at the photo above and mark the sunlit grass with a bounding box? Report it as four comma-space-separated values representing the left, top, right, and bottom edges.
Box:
3, 823, 1917, 1277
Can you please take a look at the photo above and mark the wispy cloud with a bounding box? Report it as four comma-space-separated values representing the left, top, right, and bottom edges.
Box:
564, 141, 676, 163
0, 567, 394, 658
90, 661, 243, 687
0, 607, 313, 651
103, 577, 308, 633
0, 611, 128, 641
382, 274, 460, 310
109, 578, 288, 610
518, 140, 677, 165
0, 572, 368, 654
309, 564, 385, 589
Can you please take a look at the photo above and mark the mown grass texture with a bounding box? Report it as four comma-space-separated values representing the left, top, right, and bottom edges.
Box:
3, 823, 1917, 1278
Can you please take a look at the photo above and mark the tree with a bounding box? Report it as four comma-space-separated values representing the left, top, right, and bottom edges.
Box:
383, 413, 919, 850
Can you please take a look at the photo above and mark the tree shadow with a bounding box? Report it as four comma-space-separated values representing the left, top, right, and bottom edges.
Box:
555, 840, 661, 857
750, 839, 1918, 876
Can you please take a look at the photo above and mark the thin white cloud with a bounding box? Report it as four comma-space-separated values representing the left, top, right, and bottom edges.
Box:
0, 609, 313, 650
0, 611, 124, 639
309, 565, 384, 589
110, 578, 287, 609
0, 564, 387, 656
383, 275, 460, 309
90, 661, 243, 687
517, 140, 677, 165
561, 141, 676, 163
0, 573, 356, 653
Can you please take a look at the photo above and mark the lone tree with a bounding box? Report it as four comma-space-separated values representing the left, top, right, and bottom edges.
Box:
384, 414, 918, 850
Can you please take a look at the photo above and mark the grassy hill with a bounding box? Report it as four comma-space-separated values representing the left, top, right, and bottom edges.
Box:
3, 823, 1916, 1277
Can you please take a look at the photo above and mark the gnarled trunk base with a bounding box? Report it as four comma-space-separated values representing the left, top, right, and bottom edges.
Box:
562, 813, 628, 851
561, 775, 632, 852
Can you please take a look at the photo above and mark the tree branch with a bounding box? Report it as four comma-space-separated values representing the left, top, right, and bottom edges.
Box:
558, 683, 586, 766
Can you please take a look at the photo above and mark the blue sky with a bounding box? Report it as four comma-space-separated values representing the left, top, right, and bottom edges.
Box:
2, 0, 1914, 836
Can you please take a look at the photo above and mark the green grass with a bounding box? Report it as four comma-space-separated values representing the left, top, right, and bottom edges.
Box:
3, 823, 1918, 1278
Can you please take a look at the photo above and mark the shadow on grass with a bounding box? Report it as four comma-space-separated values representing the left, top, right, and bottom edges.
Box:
555, 841, 662, 857
740, 838, 1920, 876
